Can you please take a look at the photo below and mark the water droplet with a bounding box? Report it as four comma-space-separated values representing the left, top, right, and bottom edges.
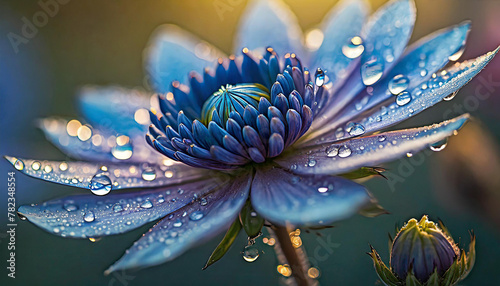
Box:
388, 75, 409, 95
111, 141, 133, 160
347, 123, 365, 136
140, 200, 153, 209
63, 202, 78, 212
173, 219, 183, 227
361, 58, 384, 86
406, 152, 413, 158
59, 162, 68, 171
83, 211, 95, 223
200, 198, 208, 206
443, 91, 458, 101
342, 36, 364, 59
449, 46, 465, 61
430, 139, 448, 152
44, 165, 53, 173
378, 135, 387, 142
420, 69, 428, 77
317, 187, 328, 193
243, 245, 260, 262
338, 146, 352, 158
112, 204, 123, 212
325, 145, 339, 157
141, 167, 156, 181
315, 68, 325, 87
189, 211, 204, 221
308, 159, 317, 167
31, 161, 41, 171
18, 213, 27, 220
14, 159, 24, 171
396, 91, 412, 106
89, 173, 112, 196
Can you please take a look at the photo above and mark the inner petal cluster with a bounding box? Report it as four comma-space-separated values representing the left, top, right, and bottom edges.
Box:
146, 48, 320, 170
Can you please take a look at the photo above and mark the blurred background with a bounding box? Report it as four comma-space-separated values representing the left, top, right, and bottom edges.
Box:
1, 0, 500, 285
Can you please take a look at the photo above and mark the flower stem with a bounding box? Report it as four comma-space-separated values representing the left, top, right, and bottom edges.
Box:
271, 225, 317, 286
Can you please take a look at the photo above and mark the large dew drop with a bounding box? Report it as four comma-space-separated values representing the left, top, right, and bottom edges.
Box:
242, 245, 260, 262
430, 138, 448, 152
141, 167, 157, 181
83, 211, 95, 223
388, 75, 410, 95
111, 141, 133, 160
89, 173, 113, 196
361, 58, 384, 86
14, 159, 24, 171
342, 36, 364, 59
396, 91, 412, 106
315, 68, 325, 87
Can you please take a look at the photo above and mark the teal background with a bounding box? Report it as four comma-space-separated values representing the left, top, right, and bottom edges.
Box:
1, 0, 500, 285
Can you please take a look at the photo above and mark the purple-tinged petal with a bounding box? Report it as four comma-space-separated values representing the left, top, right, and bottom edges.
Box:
234, 0, 304, 58
331, 21, 471, 129
311, 0, 416, 131
5, 156, 208, 190
37, 117, 161, 164
310, 0, 368, 88
251, 166, 370, 226
144, 24, 225, 93
105, 172, 252, 273
77, 86, 154, 136
17, 175, 230, 238
276, 114, 469, 175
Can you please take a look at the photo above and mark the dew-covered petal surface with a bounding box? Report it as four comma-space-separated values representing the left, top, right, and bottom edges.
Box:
37, 117, 162, 164
17, 175, 230, 238
145, 24, 225, 93
77, 86, 154, 136
276, 114, 469, 175
5, 156, 208, 190
324, 47, 498, 143
310, 0, 368, 88
234, 0, 304, 57
310, 0, 416, 132
331, 21, 470, 127
105, 172, 252, 273
251, 166, 370, 226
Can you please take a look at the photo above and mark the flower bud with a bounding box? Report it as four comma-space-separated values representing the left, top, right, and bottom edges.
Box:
369, 215, 475, 286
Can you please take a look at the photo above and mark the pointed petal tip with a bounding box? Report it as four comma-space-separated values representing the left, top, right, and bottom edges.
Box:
4, 155, 16, 164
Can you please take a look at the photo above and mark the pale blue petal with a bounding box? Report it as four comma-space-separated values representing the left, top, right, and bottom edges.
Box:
234, 0, 304, 57
311, 0, 416, 132
37, 117, 161, 164
310, 0, 368, 88
5, 156, 208, 190
332, 21, 470, 127
105, 173, 252, 273
77, 86, 153, 136
145, 24, 225, 93
251, 166, 370, 226
276, 114, 469, 175
17, 175, 228, 238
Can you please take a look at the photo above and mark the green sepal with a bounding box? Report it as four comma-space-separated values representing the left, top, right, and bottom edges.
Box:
442, 258, 460, 286
368, 245, 401, 286
424, 269, 440, 286
339, 167, 386, 180
239, 200, 264, 238
203, 218, 242, 270
359, 199, 390, 218
461, 233, 476, 280
405, 272, 423, 286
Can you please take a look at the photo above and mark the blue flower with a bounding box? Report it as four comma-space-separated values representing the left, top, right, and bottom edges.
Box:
6, 0, 497, 274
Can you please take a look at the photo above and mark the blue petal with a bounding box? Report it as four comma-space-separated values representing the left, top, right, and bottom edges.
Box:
331, 21, 471, 128
311, 0, 416, 131
234, 0, 304, 57
251, 166, 370, 226
77, 86, 152, 136
310, 0, 368, 86
105, 172, 252, 273
37, 117, 161, 164
5, 156, 207, 190
276, 114, 469, 175
267, 133, 284, 158
17, 175, 227, 238
144, 24, 225, 93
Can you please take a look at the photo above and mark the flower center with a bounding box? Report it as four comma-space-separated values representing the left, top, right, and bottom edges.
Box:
200, 83, 270, 125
